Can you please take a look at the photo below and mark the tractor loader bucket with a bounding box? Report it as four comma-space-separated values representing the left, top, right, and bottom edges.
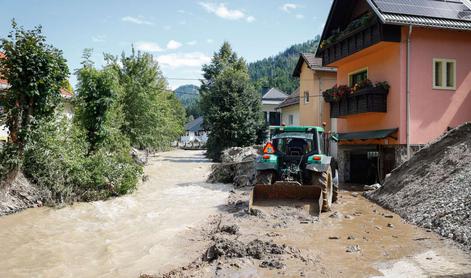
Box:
249, 182, 323, 216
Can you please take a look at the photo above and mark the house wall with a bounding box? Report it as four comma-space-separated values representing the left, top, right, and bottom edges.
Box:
280, 104, 300, 126
298, 62, 337, 128
407, 27, 471, 144
335, 42, 403, 144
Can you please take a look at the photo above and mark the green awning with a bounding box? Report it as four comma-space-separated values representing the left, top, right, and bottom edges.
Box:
338, 128, 398, 141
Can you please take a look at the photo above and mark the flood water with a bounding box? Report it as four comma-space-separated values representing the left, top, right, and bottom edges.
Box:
0, 150, 229, 278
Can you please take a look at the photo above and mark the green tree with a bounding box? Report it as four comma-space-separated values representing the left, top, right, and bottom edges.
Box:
248, 38, 320, 94
107, 49, 185, 150
75, 53, 119, 153
0, 21, 69, 178
200, 42, 264, 161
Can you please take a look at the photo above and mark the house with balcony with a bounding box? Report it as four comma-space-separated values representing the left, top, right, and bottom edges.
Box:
316, 0, 471, 184
261, 87, 288, 126
276, 88, 300, 126
179, 116, 208, 146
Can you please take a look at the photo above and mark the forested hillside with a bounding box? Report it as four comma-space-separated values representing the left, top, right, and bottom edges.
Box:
248, 36, 320, 94
174, 84, 201, 120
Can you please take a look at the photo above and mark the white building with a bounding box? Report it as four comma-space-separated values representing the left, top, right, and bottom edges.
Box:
179, 116, 208, 145
276, 87, 300, 126
261, 88, 288, 126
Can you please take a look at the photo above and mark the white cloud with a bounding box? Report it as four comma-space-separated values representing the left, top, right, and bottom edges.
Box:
167, 40, 183, 50
121, 16, 154, 25
155, 52, 211, 69
295, 14, 304, 19
281, 3, 298, 13
199, 2, 255, 23
199, 2, 244, 20
92, 35, 106, 42
206, 38, 214, 44
135, 41, 164, 52
187, 40, 197, 46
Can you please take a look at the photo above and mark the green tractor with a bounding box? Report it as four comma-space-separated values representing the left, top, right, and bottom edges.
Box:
250, 126, 339, 214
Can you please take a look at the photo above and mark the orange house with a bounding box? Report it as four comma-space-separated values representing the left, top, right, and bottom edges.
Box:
316, 0, 471, 183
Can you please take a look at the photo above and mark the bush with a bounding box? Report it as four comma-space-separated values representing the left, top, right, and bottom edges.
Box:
22, 116, 142, 204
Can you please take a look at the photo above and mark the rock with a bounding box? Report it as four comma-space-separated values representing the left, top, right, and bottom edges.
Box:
344, 215, 353, 220
346, 245, 361, 253
260, 260, 285, 269
351, 192, 359, 197
208, 146, 260, 187
384, 214, 394, 218
220, 224, 239, 235
347, 235, 355, 240
364, 183, 381, 191
329, 211, 341, 219
375, 226, 382, 230
328, 236, 340, 240
387, 223, 395, 228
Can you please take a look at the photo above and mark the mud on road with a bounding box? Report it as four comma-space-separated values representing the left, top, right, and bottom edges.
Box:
147, 186, 471, 278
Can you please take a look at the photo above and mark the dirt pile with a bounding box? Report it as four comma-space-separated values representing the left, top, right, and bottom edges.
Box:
0, 172, 45, 216
366, 123, 471, 250
207, 146, 261, 187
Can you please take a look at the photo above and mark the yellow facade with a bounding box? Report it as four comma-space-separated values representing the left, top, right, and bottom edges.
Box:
298, 62, 337, 129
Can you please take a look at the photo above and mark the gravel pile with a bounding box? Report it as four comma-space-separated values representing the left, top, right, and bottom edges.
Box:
366, 123, 471, 250
207, 146, 261, 187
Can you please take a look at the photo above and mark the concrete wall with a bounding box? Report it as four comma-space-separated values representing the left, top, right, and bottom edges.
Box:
408, 27, 471, 145
280, 104, 300, 126
334, 42, 403, 144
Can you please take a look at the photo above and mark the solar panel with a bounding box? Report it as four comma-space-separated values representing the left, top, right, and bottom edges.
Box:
373, 0, 471, 21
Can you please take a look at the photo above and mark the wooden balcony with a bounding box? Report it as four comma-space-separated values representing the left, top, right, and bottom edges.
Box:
319, 21, 401, 65
329, 87, 389, 118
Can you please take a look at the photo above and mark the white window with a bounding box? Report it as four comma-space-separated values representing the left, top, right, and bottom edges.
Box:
433, 59, 456, 90
288, 114, 294, 125
304, 91, 309, 103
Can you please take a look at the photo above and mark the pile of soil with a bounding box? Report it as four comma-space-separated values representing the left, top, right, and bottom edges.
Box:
0, 172, 45, 216
366, 123, 471, 250
207, 146, 261, 187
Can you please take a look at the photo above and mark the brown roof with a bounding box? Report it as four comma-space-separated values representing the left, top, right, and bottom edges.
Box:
293, 53, 336, 77
276, 87, 300, 109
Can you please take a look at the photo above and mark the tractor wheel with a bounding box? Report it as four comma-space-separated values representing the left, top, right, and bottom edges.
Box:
311, 166, 333, 212
256, 170, 275, 185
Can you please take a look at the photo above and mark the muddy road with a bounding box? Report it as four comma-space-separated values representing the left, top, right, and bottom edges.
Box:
0, 150, 229, 278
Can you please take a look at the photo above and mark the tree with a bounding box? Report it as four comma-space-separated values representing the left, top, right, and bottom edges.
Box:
75, 52, 119, 153
200, 42, 264, 161
0, 21, 69, 178
106, 49, 185, 150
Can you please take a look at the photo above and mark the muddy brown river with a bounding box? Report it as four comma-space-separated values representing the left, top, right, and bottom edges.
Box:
0, 150, 229, 278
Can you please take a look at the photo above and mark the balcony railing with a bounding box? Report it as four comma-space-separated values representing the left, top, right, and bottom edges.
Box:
328, 87, 388, 118
319, 21, 401, 65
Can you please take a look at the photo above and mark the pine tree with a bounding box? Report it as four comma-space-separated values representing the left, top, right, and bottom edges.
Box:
200, 42, 264, 161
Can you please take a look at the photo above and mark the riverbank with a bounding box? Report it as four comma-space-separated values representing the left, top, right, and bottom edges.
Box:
0, 172, 46, 216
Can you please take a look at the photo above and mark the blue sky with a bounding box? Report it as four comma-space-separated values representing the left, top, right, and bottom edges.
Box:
0, 0, 332, 89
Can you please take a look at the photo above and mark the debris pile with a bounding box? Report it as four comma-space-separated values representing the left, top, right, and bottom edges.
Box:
207, 146, 261, 187
366, 123, 471, 250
